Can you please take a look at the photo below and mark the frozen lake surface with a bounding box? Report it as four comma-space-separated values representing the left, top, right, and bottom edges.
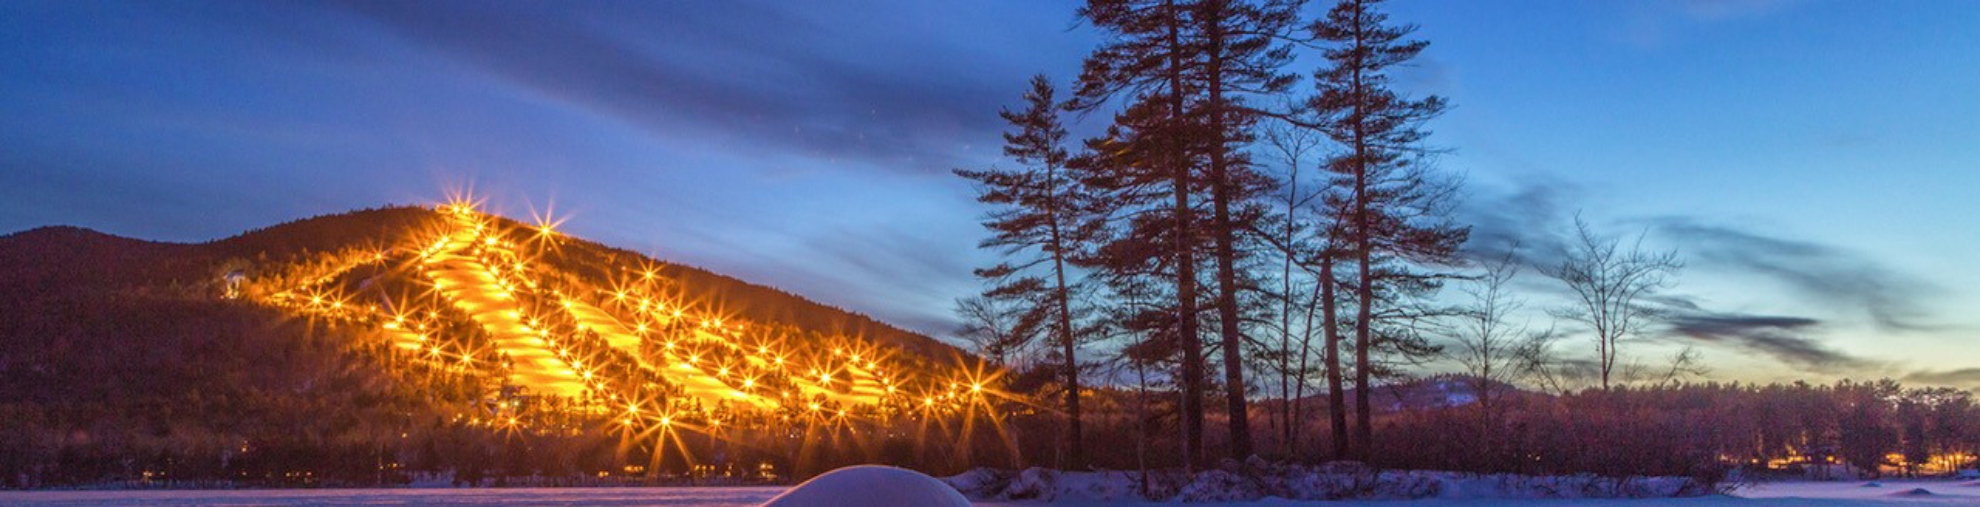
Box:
3, 480, 1978, 505
0, 487, 786, 506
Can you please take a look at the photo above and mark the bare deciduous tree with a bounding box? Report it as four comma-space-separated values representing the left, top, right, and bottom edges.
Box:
1542, 217, 1683, 390
1445, 246, 1550, 416
955, 295, 1034, 368
1261, 114, 1325, 456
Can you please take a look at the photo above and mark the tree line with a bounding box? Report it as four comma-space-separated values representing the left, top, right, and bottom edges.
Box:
953, 0, 1971, 479
1373, 379, 1980, 481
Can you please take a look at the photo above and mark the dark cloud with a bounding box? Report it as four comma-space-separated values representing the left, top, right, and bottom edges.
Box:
1664, 312, 1868, 371
1904, 368, 1980, 389
1459, 181, 1902, 375
1455, 179, 1577, 267
321, 0, 1014, 175
1463, 180, 1939, 336
1538, 357, 1606, 390
1651, 217, 1940, 332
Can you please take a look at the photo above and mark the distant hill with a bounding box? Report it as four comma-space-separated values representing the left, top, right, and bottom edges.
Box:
0, 206, 963, 362
0, 204, 980, 487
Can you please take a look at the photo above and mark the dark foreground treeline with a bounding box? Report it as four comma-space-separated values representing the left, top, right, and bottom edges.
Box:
1375, 380, 1976, 479
989, 377, 1978, 483
0, 279, 969, 487
0, 291, 996, 489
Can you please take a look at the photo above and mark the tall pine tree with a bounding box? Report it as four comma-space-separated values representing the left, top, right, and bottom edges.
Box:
1190, 0, 1297, 460
956, 75, 1100, 467
1073, 0, 1211, 469
1307, 0, 1468, 460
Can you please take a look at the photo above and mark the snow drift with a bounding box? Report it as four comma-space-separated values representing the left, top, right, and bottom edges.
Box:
763, 465, 970, 507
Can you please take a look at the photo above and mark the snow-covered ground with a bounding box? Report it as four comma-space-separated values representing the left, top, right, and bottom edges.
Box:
1734, 480, 1980, 505
0, 487, 784, 506
1, 480, 1976, 505
966, 480, 1980, 506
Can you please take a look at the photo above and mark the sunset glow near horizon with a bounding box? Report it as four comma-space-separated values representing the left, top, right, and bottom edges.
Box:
2, 0, 1976, 391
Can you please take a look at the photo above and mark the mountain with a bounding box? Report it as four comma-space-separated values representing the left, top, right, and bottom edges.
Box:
0, 204, 990, 487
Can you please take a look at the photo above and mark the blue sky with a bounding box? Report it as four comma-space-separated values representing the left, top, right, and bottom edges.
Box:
2, 0, 1974, 389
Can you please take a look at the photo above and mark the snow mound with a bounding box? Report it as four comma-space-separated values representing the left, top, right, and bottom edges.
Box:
1861, 481, 1883, 487
762, 465, 969, 507
1889, 487, 1934, 497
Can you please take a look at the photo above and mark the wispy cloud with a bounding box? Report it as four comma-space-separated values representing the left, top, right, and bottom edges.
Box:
1664, 312, 1868, 372
796, 224, 980, 334
1455, 179, 1577, 268
1904, 368, 1980, 389
1676, 0, 1803, 21
322, 0, 1011, 175
1652, 217, 1942, 333
1618, 0, 1807, 48
1458, 180, 1914, 376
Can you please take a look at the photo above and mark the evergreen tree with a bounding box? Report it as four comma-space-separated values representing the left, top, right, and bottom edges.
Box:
1190, 0, 1298, 460
1073, 0, 1212, 468
956, 75, 1100, 467
1306, 0, 1468, 460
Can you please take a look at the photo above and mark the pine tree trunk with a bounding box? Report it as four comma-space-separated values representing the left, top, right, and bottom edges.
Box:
1348, 0, 1376, 463
1214, 162, 1251, 462
1293, 259, 1324, 461
1352, 230, 1373, 462
1206, 6, 1253, 462
1321, 255, 1348, 461
1165, 0, 1204, 472
1046, 160, 1083, 468
1135, 362, 1150, 496
1280, 146, 1301, 458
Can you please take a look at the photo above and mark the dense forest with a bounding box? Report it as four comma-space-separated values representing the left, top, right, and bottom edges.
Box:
953, 0, 1979, 484
989, 376, 1979, 484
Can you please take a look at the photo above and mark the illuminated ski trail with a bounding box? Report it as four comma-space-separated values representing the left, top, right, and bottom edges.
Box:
426, 226, 588, 398
563, 300, 778, 410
